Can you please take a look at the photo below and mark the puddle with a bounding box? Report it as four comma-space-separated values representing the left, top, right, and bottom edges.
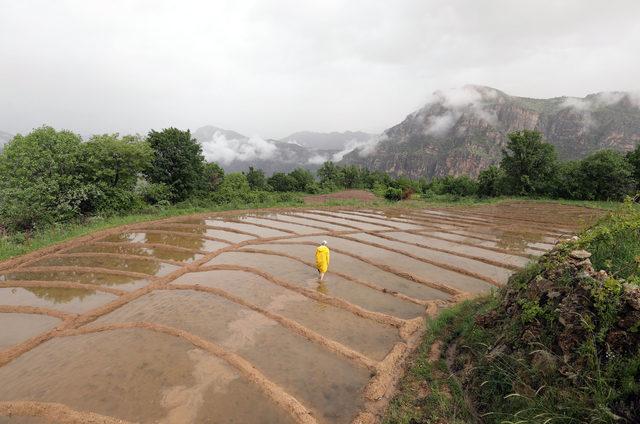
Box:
349, 233, 514, 284
0, 287, 116, 313
385, 231, 530, 269
239, 215, 320, 235
28, 256, 181, 277
147, 224, 256, 243
100, 232, 225, 252
172, 270, 401, 360
330, 211, 423, 230
96, 291, 370, 423
0, 313, 60, 350
296, 212, 389, 231
0, 271, 151, 291
66, 243, 202, 263
278, 213, 354, 231
186, 218, 291, 238
289, 235, 494, 294
252, 243, 451, 302
208, 251, 424, 318
0, 329, 294, 424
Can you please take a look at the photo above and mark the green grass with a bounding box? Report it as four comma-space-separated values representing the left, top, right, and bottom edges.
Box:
383, 298, 496, 424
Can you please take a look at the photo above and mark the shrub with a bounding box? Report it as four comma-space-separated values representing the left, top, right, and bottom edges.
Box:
384, 187, 403, 201
0, 127, 89, 230
137, 181, 172, 205
477, 166, 505, 197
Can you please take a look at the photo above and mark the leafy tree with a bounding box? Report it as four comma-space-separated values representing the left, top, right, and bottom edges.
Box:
202, 162, 225, 192
79, 134, 152, 212
245, 166, 267, 190
500, 130, 557, 196
576, 150, 633, 201
146, 128, 204, 202
268, 172, 298, 192
317, 161, 341, 186
427, 175, 478, 197
552, 161, 582, 199
625, 144, 640, 185
477, 166, 506, 197
339, 165, 363, 189
0, 126, 88, 230
288, 168, 315, 192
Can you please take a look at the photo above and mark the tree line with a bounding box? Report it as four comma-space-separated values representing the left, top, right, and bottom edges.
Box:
421, 129, 640, 202
1, 126, 638, 233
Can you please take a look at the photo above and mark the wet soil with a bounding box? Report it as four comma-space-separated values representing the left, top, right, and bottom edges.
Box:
0, 202, 601, 424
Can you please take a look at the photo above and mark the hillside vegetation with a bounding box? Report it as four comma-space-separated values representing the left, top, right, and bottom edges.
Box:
385, 204, 640, 423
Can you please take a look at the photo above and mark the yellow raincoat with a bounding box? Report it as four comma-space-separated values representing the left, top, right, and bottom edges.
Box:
315, 245, 330, 273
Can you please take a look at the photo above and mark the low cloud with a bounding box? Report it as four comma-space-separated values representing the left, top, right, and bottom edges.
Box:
200, 131, 277, 164
307, 154, 328, 165
331, 134, 386, 161
561, 91, 640, 131
422, 86, 498, 136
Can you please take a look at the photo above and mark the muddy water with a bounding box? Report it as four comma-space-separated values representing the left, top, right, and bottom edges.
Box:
0, 329, 295, 424
28, 255, 181, 277
349, 233, 513, 284
172, 269, 401, 360
66, 243, 203, 263
277, 213, 354, 231
418, 228, 550, 255
0, 313, 60, 349
329, 211, 423, 231
385, 231, 530, 268
0, 271, 151, 291
252, 243, 451, 302
0, 287, 116, 313
96, 291, 370, 424
208, 251, 425, 318
182, 218, 291, 238
290, 235, 494, 294
100, 232, 227, 252
239, 215, 321, 235
147, 223, 257, 244
296, 212, 389, 231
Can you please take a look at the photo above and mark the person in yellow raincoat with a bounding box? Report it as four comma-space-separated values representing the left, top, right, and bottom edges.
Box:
315, 240, 330, 281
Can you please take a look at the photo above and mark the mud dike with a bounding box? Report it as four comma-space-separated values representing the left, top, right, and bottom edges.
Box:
0, 202, 601, 423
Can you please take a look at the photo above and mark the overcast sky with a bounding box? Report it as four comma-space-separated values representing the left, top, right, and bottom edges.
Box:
1, 0, 639, 139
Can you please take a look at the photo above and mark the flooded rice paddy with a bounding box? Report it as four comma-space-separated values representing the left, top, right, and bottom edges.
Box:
0, 202, 601, 423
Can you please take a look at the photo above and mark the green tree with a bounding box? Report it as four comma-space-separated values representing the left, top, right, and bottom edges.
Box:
317, 161, 341, 186
268, 172, 298, 192
79, 134, 153, 212
202, 162, 225, 192
625, 144, 640, 185
553, 160, 582, 199
245, 166, 267, 190
576, 150, 633, 201
0, 126, 88, 230
477, 166, 506, 197
500, 130, 557, 196
146, 128, 204, 202
288, 168, 315, 192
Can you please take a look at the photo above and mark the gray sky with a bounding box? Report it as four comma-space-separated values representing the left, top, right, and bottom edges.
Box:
1, 0, 639, 139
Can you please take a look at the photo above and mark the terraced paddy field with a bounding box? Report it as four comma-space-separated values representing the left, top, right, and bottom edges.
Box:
0, 202, 602, 423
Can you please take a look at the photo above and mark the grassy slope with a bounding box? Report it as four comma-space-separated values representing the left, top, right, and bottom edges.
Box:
384, 203, 640, 423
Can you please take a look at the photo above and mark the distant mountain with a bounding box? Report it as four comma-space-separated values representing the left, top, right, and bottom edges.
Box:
193, 125, 341, 175
280, 131, 374, 151
341, 85, 640, 178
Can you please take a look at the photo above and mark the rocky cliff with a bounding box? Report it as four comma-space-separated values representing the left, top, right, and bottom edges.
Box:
341, 86, 640, 178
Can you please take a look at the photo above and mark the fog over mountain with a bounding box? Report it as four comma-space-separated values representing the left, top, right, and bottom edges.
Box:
193, 126, 371, 174
341, 85, 640, 178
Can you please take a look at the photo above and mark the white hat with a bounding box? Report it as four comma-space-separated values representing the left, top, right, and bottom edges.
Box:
321, 240, 327, 245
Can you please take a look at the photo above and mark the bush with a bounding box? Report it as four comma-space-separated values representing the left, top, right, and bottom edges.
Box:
384, 187, 403, 201
268, 172, 298, 192
575, 150, 634, 201
137, 181, 172, 205
477, 166, 505, 197
245, 166, 267, 190
0, 127, 89, 230
428, 176, 478, 197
